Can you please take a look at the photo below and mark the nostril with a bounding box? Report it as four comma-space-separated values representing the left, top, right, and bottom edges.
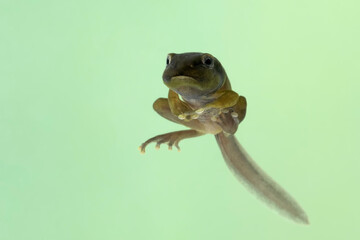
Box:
163, 76, 171, 83
162, 72, 171, 83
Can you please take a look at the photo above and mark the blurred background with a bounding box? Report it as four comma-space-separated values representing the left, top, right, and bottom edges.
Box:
1, 0, 359, 239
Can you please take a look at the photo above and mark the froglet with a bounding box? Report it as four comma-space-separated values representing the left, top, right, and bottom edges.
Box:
139, 52, 309, 224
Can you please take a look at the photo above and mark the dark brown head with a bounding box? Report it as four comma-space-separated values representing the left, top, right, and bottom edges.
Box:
162, 52, 228, 99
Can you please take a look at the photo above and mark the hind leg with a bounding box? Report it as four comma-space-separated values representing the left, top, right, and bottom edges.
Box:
139, 98, 205, 153
139, 129, 204, 153
212, 96, 247, 134
152, 98, 207, 132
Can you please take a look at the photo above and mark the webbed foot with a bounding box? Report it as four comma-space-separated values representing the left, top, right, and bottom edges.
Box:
178, 112, 200, 121
139, 130, 204, 154
210, 108, 240, 134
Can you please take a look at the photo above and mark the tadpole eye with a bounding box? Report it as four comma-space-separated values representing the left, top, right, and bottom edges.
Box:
202, 55, 214, 67
166, 54, 174, 66
205, 57, 212, 65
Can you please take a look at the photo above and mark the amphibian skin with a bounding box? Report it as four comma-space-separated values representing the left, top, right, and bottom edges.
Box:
139, 52, 309, 224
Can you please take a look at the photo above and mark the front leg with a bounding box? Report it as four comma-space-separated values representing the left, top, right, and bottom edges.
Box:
139, 97, 208, 153
168, 90, 210, 121
139, 130, 204, 153
211, 95, 247, 134
196, 90, 239, 114
168, 90, 195, 121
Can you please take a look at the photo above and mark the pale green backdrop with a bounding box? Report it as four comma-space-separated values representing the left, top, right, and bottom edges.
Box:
1, 0, 359, 239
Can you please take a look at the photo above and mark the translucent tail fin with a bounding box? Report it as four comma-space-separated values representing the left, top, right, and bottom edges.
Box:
215, 132, 309, 224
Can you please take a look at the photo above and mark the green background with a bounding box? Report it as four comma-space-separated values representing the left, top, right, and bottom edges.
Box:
1, 0, 359, 239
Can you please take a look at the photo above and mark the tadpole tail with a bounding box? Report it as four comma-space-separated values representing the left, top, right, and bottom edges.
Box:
215, 132, 309, 224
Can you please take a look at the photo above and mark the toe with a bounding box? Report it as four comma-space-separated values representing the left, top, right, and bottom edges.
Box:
211, 115, 218, 122
195, 108, 205, 114
191, 114, 199, 119
231, 112, 238, 118
222, 108, 229, 113
178, 114, 186, 120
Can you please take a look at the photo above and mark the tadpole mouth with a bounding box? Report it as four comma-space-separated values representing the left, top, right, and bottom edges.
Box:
166, 75, 204, 90
170, 75, 196, 81
163, 75, 194, 84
